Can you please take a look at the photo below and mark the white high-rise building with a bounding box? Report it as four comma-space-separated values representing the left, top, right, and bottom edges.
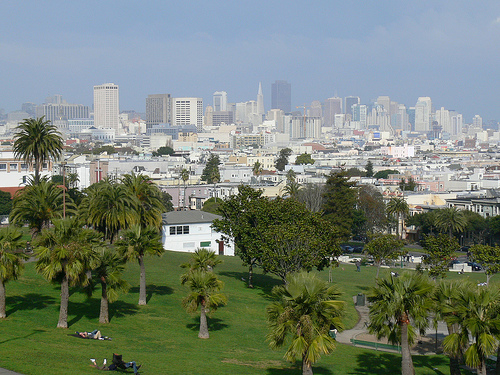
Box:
414, 97, 432, 132
473, 115, 483, 128
213, 91, 227, 112
435, 107, 451, 134
171, 97, 203, 131
257, 82, 264, 117
451, 113, 463, 136
93, 83, 119, 131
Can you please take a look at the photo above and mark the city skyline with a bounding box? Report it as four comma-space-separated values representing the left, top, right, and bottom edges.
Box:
1, 1, 500, 121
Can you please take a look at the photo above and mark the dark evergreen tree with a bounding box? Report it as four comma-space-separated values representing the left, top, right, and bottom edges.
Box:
365, 161, 374, 177
275, 148, 292, 171
201, 154, 220, 184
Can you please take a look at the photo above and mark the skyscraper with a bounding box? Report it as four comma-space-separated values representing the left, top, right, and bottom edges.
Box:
213, 91, 228, 112
171, 97, 203, 131
146, 94, 171, 129
414, 97, 432, 132
271, 80, 291, 113
323, 97, 342, 126
257, 82, 264, 117
344, 96, 360, 117
93, 83, 119, 131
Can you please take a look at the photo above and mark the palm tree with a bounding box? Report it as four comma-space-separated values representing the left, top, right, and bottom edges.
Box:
121, 172, 164, 227
13, 116, 63, 185
79, 179, 137, 243
0, 226, 26, 318
435, 207, 467, 238
34, 218, 101, 328
368, 272, 434, 375
386, 197, 409, 239
89, 247, 130, 324
180, 248, 222, 285
267, 272, 344, 375
115, 225, 165, 305
443, 284, 500, 375
182, 269, 227, 339
283, 169, 300, 199
434, 280, 466, 375
10, 177, 74, 236
252, 161, 263, 185
180, 168, 190, 209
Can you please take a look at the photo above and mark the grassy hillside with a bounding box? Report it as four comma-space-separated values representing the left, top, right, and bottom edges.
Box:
0, 251, 485, 374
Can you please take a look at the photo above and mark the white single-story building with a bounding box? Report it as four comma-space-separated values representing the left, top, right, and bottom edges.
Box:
161, 211, 235, 256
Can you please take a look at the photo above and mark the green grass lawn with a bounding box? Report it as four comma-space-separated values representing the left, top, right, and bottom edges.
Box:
0, 251, 488, 375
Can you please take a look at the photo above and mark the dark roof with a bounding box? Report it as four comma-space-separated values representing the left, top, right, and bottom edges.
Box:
162, 210, 222, 225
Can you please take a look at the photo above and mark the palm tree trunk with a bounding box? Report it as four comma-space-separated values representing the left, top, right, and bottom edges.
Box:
34, 159, 40, 185
57, 275, 69, 328
0, 279, 6, 318
99, 280, 109, 324
400, 319, 415, 375
302, 356, 313, 375
376, 263, 381, 279
198, 306, 209, 339
479, 360, 487, 375
446, 324, 461, 375
138, 254, 147, 305
396, 214, 400, 239
248, 263, 254, 288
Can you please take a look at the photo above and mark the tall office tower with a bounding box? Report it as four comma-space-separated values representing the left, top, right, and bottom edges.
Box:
473, 115, 483, 128
36, 101, 90, 123
213, 91, 227, 112
93, 83, 119, 131
21, 102, 36, 116
376, 96, 391, 114
266, 109, 285, 132
451, 113, 463, 136
408, 107, 416, 131
257, 82, 264, 117
271, 80, 291, 113
344, 96, 360, 117
171, 97, 203, 131
45, 94, 63, 104
396, 104, 410, 131
204, 105, 213, 127
146, 94, 171, 129
309, 100, 322, 119
287, 115, 321, 139
435, 107, 451, 134
414, 97, 432, 132
352, 104, 368, 129
323, 97, 342, 126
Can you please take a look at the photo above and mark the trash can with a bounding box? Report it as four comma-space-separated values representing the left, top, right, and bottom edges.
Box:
356, 293, 365, 306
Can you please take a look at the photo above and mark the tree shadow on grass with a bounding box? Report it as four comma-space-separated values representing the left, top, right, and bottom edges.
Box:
186, 316, 229, 332
218, 271, 282, 299
6, 293, 56, 317
67, 299, 139, 327
129, 284, 173, 303
349, 351, 448, 374
266, 364, 333, 375
0, 329, 47, 345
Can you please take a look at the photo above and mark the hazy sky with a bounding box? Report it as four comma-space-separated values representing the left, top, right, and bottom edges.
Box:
1, 1, 499, 122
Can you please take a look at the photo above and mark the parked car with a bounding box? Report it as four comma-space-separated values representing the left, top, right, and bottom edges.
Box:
340, 245, 354, 253
467, 262, 482, 271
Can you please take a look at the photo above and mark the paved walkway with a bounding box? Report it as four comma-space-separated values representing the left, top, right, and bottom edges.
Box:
0, 368, 23, 375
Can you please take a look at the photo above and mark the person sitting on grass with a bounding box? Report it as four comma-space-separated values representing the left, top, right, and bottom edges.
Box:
91, 354, 141, 374
77, 329, 102, 339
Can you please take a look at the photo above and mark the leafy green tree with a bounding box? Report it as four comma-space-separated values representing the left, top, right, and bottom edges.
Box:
0, 226, 26, 318
345, 167, 365, 177
275, 148, 292, 171
200, 197, 220, 214
34, 218, 101, 328
10, 177, 74, 236
180, 248, 222, 285
258, 198, 341, 282
434, 207, 467, 238
365, 161, 374, 177
295, 153, 315, 165
201, 154, 220, 184
357, 185, 387, 236
79, 179, 137, 243
13, 116, 63, 184
88, 247, 130, 323
182, 269, 227, 339
421, 234, 460, 279
267, 271, 344, 375
364, 234, 405, 278
373, 169, 399, 179
322, 170, 357, 241
399, 177, 417, 191
212, 185, 267, 288
92, 145, 116, 155
160, 191, 174, 212
443, 284, 500, 375
386, 197, 409, 239
406, 210, 439, 238
0, 190, 13, 215
115, 225, 165, 305
283, 169, 300, 199
368, 272, 434, 375
122, 172, 164, 228
469, 244, 500, 284
152, 146, 174, 156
